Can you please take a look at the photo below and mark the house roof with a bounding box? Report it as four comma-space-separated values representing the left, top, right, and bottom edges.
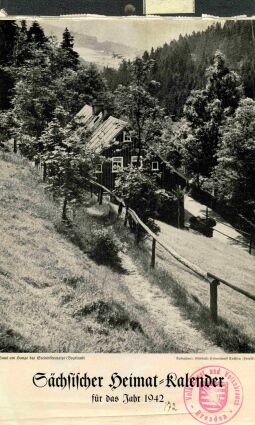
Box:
76, 104, 103, 131
76, 104, 93, 124
88, 116, 127, 152
76, 104, 187, 184
76, 104, 127, 153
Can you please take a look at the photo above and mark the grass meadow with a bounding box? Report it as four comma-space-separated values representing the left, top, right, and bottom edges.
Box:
0, 152, 169, 352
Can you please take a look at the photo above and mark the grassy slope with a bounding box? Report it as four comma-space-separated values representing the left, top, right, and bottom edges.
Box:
154, 220, 255, 341
0, 153, 168, 353
111, 214, 255, 352
1, 151, 254, 353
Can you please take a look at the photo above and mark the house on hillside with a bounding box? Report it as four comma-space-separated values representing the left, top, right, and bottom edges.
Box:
76, 100, 187, 191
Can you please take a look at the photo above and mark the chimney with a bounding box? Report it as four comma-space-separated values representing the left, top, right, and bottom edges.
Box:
103, 105, 114, 120
92, 99, 104, 116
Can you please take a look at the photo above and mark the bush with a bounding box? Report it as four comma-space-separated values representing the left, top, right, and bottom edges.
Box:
156, 189, 179, 226
206, 217, 217, 228
89, 228, 122, 267
114, 168, 158, 223
18, 135, 37, 160
189, 216, 214, 238
146, 218, 160, 235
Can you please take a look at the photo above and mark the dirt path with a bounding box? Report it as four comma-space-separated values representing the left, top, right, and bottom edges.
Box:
120, 252, 223, 353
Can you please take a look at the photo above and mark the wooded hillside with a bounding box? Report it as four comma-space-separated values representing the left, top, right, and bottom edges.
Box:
104, 21, 255, 117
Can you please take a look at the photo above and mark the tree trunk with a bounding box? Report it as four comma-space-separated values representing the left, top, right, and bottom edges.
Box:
137, 122, 142, 168
177, 199, 181, 229
196, 174, 200, 188
62, 197, 68, 221
43, 163, 47, 182
124, 207, 129, 227
35, 157, 40, 169
13, 139, 17, 153
99, 189, 103, 205
178, 196, 185, 229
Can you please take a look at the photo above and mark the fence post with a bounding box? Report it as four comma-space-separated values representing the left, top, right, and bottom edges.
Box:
13, 139, 17, 153
34, 157, 40, 169
151, 239, 156, 268
180, 195, 185, 228
135, 223, 140, 244
43, 163, 47, 182
206, 206, 209, 224
124, 207, 129, 227
209, 279, 220, 324
99, 188, 103, 205
118, 202, 123, 218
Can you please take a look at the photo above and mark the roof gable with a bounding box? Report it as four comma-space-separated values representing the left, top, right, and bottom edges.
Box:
76, 104, 103, 131
76, 104, 127, 152
87, 115, 127, 153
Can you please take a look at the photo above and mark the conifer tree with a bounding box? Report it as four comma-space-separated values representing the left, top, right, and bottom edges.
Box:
27, 22, 47, 45
59, 28, 79, 69
0, 20, 18, 109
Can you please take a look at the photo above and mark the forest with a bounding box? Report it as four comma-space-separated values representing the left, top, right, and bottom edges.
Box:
104, 21, 255, 117
103, 20, 255, 222
0, 19, 255, 222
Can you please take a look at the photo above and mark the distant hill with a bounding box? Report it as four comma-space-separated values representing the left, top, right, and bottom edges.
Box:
43, 22, 141, 69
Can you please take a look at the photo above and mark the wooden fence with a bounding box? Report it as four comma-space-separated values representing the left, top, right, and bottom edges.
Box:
191, 184, 255, 254
88, 178, 255, 325
239, 214, 255, 255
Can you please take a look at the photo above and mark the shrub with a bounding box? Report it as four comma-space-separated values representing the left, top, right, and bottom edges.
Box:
189, 216, 214, 237
18, 135, 37, 160
155, 189, 179, 226
89, 228, 122, 267
206, 217, 217, 228
114, 168, 158, 222
146, 218, 160, 235
114, 167, 160, 238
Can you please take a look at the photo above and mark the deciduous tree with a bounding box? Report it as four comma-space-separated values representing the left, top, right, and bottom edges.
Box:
181, 51, 243, 181
114, 58, 164, 166
215, 98, 255, 218
114, 167, 159, 235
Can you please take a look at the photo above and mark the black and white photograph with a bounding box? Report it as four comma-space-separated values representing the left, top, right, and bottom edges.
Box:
0, 17, 254, 354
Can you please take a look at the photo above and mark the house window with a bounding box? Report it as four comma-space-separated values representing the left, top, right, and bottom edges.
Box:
152, 161, 159, 171
112, 157, 123, 173
95, 164, 103, 174
123, 131, 132, 142
131, 155, 143, 169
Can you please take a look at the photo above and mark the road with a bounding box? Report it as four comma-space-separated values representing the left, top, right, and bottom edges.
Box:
185, 195, 250, 251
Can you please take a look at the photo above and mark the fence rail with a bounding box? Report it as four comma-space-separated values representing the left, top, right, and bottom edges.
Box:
88, 178, 255, 324
196, 206, 254, 254
190, 185, 255, 254
213, 227, 251, 249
